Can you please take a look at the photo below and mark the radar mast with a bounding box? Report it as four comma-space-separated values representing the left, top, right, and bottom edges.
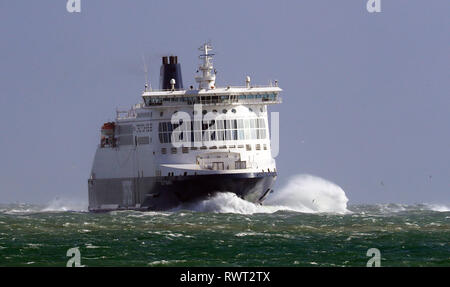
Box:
195, 42, 216, 90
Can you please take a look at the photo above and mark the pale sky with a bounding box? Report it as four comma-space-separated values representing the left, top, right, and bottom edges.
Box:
0, 0, 448, 204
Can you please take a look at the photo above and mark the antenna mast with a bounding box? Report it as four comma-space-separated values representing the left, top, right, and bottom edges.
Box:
142, 55, 151, 92
195, 42, 216, 90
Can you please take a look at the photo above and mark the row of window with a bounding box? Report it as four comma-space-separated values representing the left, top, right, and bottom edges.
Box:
160, 144, 267, 154
144, 93, 278, 106
159, 129, 267, 143
136, 107, 264, 118
135, 123, 152, 133
159, 118, 266, 132
205, 161, 247, 171
158, 118, 267, 143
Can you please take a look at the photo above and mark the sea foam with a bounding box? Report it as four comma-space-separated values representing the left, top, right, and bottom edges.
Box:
426, 204, 450, 212
180, 174, 350, 214
41, 197, 88, 212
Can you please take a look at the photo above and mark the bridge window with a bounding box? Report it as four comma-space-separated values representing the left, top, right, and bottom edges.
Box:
158, 117, 267, 143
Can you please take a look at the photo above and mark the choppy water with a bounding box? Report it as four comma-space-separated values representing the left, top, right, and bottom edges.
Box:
0, 175, 449, 267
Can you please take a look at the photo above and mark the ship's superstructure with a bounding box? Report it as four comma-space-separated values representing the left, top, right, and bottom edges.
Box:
88, 43, 282, 211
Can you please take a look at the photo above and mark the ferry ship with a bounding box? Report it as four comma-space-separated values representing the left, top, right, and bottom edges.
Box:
88, 43, 282, 211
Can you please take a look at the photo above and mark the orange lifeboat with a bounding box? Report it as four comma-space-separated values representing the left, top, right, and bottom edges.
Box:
101, 122, 116, 147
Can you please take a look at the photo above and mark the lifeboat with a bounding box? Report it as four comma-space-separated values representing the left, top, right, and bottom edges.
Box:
100, 122, 116, 147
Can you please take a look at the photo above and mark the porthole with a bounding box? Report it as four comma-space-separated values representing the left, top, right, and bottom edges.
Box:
222, 109, 227, 113
202, 110, 207, 115
231, 109, 236, 113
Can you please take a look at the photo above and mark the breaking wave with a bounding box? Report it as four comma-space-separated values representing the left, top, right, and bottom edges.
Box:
266, 174, 349, 214
41, 197, 88, 212
177, 174, 350, 214
0, 198, 88, 214
426, 204, 450, 212
349, 203, 450, 214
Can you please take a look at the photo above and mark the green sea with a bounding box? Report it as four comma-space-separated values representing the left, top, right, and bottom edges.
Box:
0, 199, 448, 267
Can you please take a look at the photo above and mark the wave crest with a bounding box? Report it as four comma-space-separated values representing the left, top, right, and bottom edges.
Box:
42, 198, 88, 212
176, 174, 350, 214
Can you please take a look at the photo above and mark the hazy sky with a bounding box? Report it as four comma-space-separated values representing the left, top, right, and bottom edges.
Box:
0, 0, 448, 205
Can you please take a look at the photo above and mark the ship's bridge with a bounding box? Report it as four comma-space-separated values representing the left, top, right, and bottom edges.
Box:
142, 43, 281, 108
142, 85, 282, 108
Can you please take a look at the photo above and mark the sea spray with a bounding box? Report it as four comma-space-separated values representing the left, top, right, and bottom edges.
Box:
426, 204, 450, 212
176, 192, 281, 214
266, 174, 349, 214
177, 174, 350, 214
41, 197, 88, 212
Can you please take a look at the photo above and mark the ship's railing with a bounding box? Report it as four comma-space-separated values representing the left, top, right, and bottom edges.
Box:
115, 103, 146, 120
145, 83, 279, 93
195, 98, 282, 106
143, 93, 282, 107
219, 84, 280, 89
